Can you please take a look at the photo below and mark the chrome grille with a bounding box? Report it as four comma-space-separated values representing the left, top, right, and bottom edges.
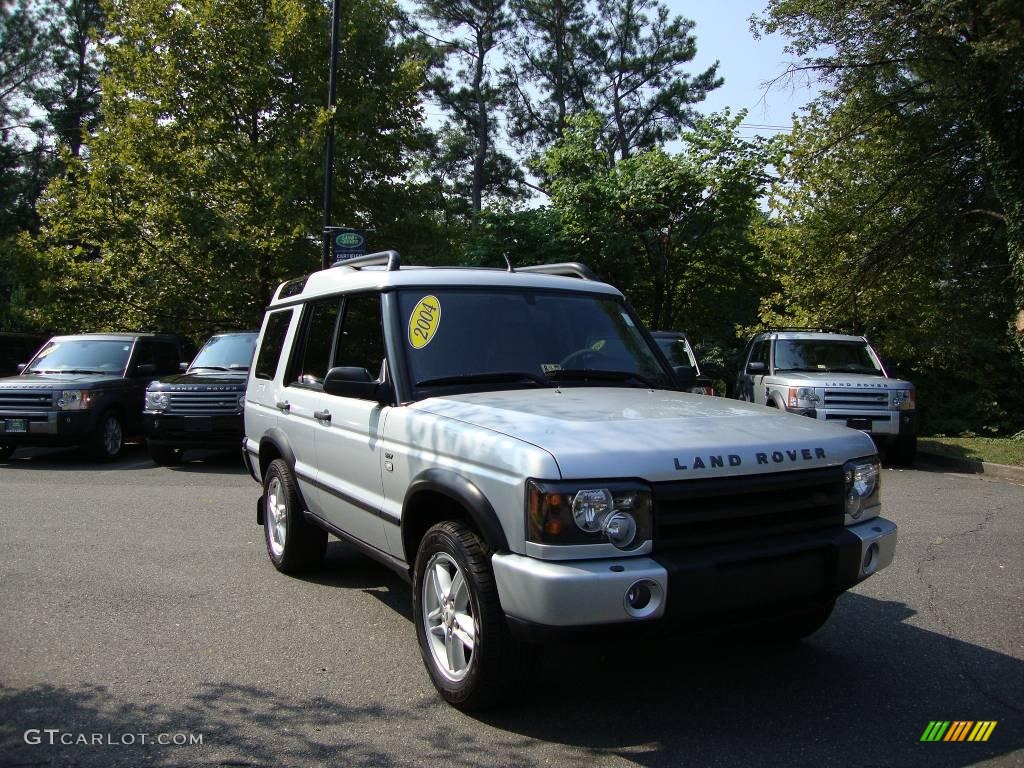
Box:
653, 467, 845, 552
0, 389, 55, 412
823, 389, 888, 407
166, 391, 241, 415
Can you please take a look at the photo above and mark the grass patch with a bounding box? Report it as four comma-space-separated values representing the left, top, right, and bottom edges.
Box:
919, 436, 1024, 467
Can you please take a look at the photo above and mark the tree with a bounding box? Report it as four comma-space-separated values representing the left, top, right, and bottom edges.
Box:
415, 0, 521, 214
542, 111, 771, 334
35, 0, 106, 159
754, 0, 1024, 433
502, 0, 593, 158
756, 0, 1024, 309
25, 0, 423, 338
585, 0, 721, 163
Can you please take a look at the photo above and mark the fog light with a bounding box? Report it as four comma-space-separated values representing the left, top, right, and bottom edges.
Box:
862, 542, 880, 575
626, 581, 651, 610
623, 578, 662, 618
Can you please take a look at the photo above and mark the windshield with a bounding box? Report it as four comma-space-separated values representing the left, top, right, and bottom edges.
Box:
24, 339, 133, 374
189, 333, 257, 371
399, 289, 672, 395
655, 337, 698, 370
774, 339, 882, 375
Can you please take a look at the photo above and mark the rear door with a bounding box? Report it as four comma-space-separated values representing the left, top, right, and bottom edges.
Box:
246, 309, 296, 475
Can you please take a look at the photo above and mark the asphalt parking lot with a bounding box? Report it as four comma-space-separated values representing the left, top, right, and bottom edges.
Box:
1, 445, 1021, 768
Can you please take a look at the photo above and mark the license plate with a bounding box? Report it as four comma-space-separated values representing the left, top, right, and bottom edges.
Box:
4, 418, 28, 433
184, 417, 213, 432
846, 417, 872, 431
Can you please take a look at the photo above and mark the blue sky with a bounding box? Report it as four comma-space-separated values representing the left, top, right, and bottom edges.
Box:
667, 0, 819, 136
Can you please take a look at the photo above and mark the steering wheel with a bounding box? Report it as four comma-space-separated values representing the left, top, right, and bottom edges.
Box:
560, 348, 611, 369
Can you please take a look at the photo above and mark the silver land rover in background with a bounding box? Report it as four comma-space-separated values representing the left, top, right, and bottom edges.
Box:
243, 255, 897, 710
735, 330, 918, 465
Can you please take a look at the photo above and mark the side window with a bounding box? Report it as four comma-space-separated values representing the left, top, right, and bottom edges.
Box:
334, 294, 386, 380
287, 298, 341, 387
254, 309, 293, 380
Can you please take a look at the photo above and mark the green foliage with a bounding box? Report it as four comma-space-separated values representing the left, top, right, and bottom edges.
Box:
754, 0, 1024, 434
541, 111, 772, 337
23, 0, 423, 339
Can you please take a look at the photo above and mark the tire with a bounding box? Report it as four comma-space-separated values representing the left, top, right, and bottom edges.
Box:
888, 435, 917, 467
759, 599, 836, 643
0, 444, 15, 461
148, 442, 183, 465
87, 412, 124, 462
262, 458, 326, 574
413, 520, 537, 710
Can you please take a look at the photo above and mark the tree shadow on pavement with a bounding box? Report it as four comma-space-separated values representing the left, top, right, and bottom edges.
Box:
476, 592, 1024, 768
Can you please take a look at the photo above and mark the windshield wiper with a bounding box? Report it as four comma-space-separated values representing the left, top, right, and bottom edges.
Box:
548, 369, 657, 388
37, 368, 105, 375
416, 371, 552, 388
189, 365, 230, 371
774, 367, 822, 373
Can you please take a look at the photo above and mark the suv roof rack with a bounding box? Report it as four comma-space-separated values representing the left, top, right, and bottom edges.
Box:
330, 250, 401, 271
516, 262, 597, 280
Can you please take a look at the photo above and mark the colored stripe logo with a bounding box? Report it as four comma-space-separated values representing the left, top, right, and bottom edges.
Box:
921, 721, 997, 742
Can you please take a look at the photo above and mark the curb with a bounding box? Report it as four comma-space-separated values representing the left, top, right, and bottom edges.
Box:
916, 450, 1024, 484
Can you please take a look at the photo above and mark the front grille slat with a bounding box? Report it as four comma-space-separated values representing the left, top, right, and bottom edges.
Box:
167, 391, 240, 415
654, 467, 845, 552
0, 391, 54, 411
823, 389, 888, 407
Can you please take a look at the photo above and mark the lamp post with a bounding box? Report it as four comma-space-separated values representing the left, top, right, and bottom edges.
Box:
321, 0, 342, 270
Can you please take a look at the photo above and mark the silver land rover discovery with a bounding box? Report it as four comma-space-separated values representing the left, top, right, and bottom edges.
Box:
735, 330, 918, 465
242, 254, 897, 709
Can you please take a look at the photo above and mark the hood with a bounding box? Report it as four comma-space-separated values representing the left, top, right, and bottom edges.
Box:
412, 387, 876, 481
773, 371, 912, 389
150, 371, 248, 389
0, 372, 123, 388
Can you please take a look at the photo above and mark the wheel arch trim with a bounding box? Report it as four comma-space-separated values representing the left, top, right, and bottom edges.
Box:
402, 469, 510, 555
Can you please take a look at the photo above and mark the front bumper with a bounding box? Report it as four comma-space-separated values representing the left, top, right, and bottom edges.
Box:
0, 410, 96, 445
492, 517, 896, 630
786, 407, 918, 438
143, 412, 243, 448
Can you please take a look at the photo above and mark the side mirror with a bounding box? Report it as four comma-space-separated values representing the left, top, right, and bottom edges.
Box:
16, 363, 26, 373
746, 361, 767, 374
179, 362, 189, 372
672, 365, 697, 389
135, 363, 156, 376
323, 366, 392, 405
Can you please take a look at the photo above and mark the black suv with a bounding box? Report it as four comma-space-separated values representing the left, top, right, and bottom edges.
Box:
143, 331, 257, 465
0, 333, 185, 461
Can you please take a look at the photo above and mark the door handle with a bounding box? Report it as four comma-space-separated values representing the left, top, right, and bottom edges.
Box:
275, 400, 290, 412
314, 409, 331, 423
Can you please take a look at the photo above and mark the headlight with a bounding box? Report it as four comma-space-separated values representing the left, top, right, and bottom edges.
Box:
690, 385, 714, 396
145, 391, 170, 410
57, 390, 92, 410
526, 480, 652, 551
787, 386, 820, 408
237, 394, 246, 409
892, 389, 915, 410
844, 457, 881, 524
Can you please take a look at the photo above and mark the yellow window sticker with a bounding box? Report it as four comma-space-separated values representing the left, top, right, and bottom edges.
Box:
408, 295, 442, 349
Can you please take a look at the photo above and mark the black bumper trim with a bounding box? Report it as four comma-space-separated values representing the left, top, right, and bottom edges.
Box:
652, 526, 861, 620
